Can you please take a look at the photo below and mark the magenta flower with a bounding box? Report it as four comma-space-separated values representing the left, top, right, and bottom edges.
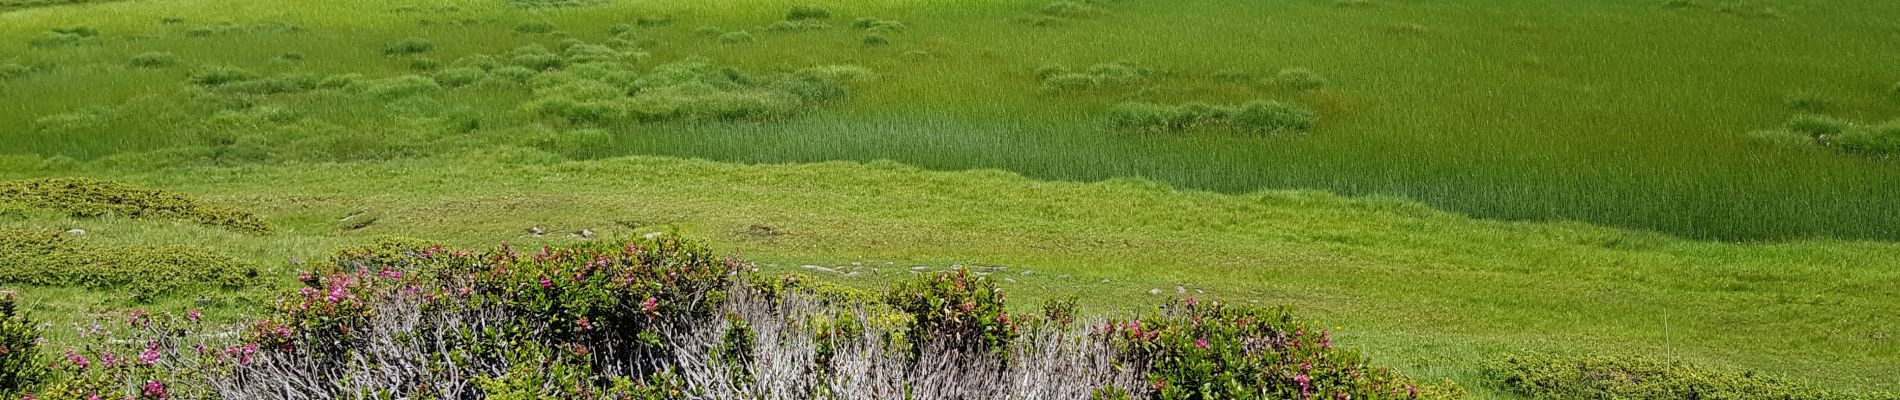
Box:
140, 344, 162, 364
379, 268, 403, 280
540, 276, 554, 289
64, 350, 89, 368
187, 309, 202, 322
1195, 338, 1209, 349
142, 380, 169, 399
641, 297, 658, 313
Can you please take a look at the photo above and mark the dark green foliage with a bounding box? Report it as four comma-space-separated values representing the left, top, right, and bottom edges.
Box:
0, 292, 47, 397
1110, 100, 1317, 134
0, 64, 32, 81
433, 66, 486, 87
862, 34, 890, 47
128, 52, 177, 68
525, 58, 868, 125
0, 227, 258, 301
1484, 354, 1897, 400
382, 37, 435, 56
785, 5, 830, 21
0, 178, 271, 234
1104, 299, 1459, 400
1753, 116, 1900, 158
764, 20, 829, 33
1834, 122, 1900, 157
851, 17, 907, 33
884, 268, 1017, 359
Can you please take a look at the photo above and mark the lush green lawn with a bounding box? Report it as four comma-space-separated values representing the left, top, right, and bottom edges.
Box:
2, 0, 1898, 240
4, 153, 1898, 394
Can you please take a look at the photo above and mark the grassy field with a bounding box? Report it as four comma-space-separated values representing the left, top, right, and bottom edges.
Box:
3, 0, 1899, 397
1, 0, 1897, 240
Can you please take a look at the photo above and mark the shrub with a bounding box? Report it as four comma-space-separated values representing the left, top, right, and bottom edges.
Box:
186, 65, 259, 86
0, 227, 258, 301
717, 30, 754, 44
863, 34, 890, 47
1271, 67, 1329, 91
1755, 116, 1900, 157
1233, 100, 1318, 132
852, 17, 907, 33
128, 52, 177, 68
1039, 61, 1150, 93
0, 292, 48, 396
785, 5, 831, 21
408, 57, 442, 71
1834, 122, 1900, 157
885, 268, 1017, 360
515, 20, 557, 34
1484, 353, 1892, 400
0, 178, 271, 234
382, 37, 435, 55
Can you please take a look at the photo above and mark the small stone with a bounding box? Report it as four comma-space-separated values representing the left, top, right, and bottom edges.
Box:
65, 228, 86, 236
801, 265, 843, 274
577, 229, 595, 239
1196, 289, 1205, 294
528, 227, 545, 237
1175, 286, 1187, 294
1101, 279, 1112, 284
1058, 274, 1072, 279
1004, 278, 1018, 283
846, 271, 860, 277
1148, 289, 1162, 296
1019, 270, 1033, 276
643, 232, 663, 239
911, 266, 931, 271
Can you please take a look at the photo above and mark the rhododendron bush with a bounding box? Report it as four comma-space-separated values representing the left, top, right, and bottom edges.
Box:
16, 236, 1454, 399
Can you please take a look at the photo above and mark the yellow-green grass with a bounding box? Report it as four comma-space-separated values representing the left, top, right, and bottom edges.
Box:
1, 0, 1897, 240
2, 151, 1896, 395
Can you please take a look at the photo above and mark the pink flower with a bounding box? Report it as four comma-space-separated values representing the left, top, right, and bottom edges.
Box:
577, 318, 594, 330
86, 395, 100, 400
140, 343, 162, 364
379, 268, 403, 280
959, 302, 975, 313
143, 380, 169, 399
64, 350, 89, 368
187, 309, 202, 322
540, 276, 554, 289
641, 297, 658, 313
1195, 338, 1209, 349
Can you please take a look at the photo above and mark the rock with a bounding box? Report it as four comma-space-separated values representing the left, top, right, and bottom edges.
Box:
528, 227, 545, 237
1175, 286, 1187, 295
1020, 270, 1033, 276
1148, 288, 1162, 296
1004, 278, 1018, 283
64, 228, 86, 236
577, 229, 595, 239
911, 266, 931, 271
1196, 289, 1205, 294
801, 265, 843, 274
643, 232, 664, 239
1058, 274, 1072, 279
846, 271, 861, 277
1101, 279, 1112, 284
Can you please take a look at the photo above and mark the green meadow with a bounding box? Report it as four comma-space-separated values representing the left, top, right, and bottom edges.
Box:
2, 0, 1898, 397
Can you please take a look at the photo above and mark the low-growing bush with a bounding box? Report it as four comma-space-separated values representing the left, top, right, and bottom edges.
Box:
1038, 61, 1152, 93
863, 34, 891, 47
0, 227, 258, 301
1484, 353, 1895, 400
1110, 100, 1318, 134
433, 66, 487, 87
1041, 1, 1101, 17
786, 4, 831, 21
0, 178, 271, 234
382, 37, 435, 56
128, 52, 177, 68
526, 58, 869, 125
852, 17, 907, 33
27, 26, 100, 48
765, 20, 830, 33
16, 237, 1453, 399
0, 292, 48, 397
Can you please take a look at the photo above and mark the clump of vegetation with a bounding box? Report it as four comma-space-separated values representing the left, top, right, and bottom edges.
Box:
27, 26, 100, 48
0, 227, 258, 301
863, 34, 890, 47
185, 65, 259, 86
717, 30, 754, 44
785, 5, 831, 21
0, 63, 31, 81
851, 17, 907, 33
505, 0, 610, 9
1109, 100, 1318, 134
1751, 115, 1900, 158
1018, 1, 1105, 26
1036, 61, 1152, 94
0, 178, 272, 234
525, 57, 871, 125
515, 20, 557, 34
178, 21, 303, 37
0, 292, 47, 397
1269, 67, 1329, 91
381, 37, 435, 56
16, 237, 1452, 399
1484, 353, 1895, 400
764, 19, 830, 33
127, 51, 177, 68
